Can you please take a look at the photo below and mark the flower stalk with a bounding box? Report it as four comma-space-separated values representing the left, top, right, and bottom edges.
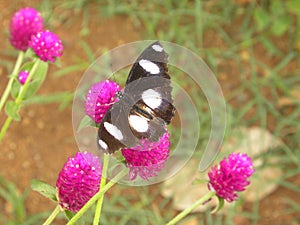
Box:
42, 205, 60, 225
0, 59, 41, 142
93, 154, 110, 225
0, 51, 24, 112
15, 59, 41, 105
166, 191, 215, 225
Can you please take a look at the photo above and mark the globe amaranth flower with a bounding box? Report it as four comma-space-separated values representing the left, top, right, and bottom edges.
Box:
29, 30, 63, 62
56, 152, 102, 212
18, 70, 30, 85
121, 131, 170, 180
208, 152, 255, 202
84, 80, 121, 123
9, 7, 44, 51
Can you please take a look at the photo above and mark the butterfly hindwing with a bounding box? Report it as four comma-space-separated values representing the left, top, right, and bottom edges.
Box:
97, 100, 139, 153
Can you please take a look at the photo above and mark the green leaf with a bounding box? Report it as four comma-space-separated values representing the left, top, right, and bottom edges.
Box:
77, 115, 97, 132
259, 36, 283, 56
211, 196, 224, 214
286, 0, 300, 15
5, 101, 20, 121
80, 27, 90, 36
24, 48, 35, 58
271, 16, 292, 36
23, 61, 48, 99
23, 92, 74, 110
11, 79, 22, 99
79, 40, 95, 62
30, 180, 57, 202
253, 8, 270, 31
64, 210, 75, 220
54, 57, 62, 68
54, 63, 89, 77
270, 0, 285, 16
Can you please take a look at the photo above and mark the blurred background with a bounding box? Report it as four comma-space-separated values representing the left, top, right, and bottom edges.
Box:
0, 0, 300, 224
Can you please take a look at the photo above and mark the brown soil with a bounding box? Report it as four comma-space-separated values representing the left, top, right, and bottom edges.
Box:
0, 1, 300, 225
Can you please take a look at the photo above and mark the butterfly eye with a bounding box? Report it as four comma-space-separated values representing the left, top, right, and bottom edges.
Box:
116, 90, 123, 100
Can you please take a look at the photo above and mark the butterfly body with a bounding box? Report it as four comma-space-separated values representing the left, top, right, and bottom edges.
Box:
97, 41, 176, 153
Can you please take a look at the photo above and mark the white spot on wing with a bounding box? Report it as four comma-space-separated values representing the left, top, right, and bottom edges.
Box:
142, 89, 162, 109
152, 44, 163, 52
129, 115, 149, 133
98, 139, 108, 150
104, 122, 123, 140
139, 59, 160, 74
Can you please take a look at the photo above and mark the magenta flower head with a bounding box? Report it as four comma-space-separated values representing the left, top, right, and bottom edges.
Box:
208, 152, 255, 202
29, 30, 63, 62
9, 7, 44, 51
56, 152, 102, 212
84, 80, 121, 123
18, 70, 29, 84
121, 131, 170, 180
18, 70, 30, 85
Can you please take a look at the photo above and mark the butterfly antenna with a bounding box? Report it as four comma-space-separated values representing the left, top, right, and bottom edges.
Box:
109, 63, 118, 82
109, 63, 124, 100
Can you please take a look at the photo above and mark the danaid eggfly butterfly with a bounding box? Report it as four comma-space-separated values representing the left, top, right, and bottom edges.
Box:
97, 41, 176, 154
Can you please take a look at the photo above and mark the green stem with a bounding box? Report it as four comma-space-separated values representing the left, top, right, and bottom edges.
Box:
66, 168, 128, 225
0, 51, 24, 112
93, 154, 110, 225
42, 205, 61, 225
0, 59, 41, 142
0, 117, 13, 142
165, 191, 215, 225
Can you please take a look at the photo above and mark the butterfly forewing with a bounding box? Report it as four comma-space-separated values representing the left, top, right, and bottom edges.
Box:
126, 41, 170, 84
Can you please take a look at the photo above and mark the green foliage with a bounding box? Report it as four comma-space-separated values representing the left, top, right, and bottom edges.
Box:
23, 92, 74, 110
22, 61, 49, 100
211, 197, 224, 214
6, 60, 49, 122
64, 210, 76, 221
253, 0, 293, 36
53, 40, 95, 77
30, 180, 57, 202
11, 77, 21, 99
0, 176, 48, 225
5, 101, 20, 121
77, 115, 96, 132
286, 0, 300, 15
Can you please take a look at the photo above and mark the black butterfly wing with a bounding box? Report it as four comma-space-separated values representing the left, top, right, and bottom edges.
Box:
97, 41, 175, 154
97, 110, 125, 153
97, 100, 139, 153
124, 41, 175, 143
126, 41, 170, 84
125, 41, 175, 123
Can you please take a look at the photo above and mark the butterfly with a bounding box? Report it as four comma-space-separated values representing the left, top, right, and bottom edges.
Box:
97, 41, 176, 154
